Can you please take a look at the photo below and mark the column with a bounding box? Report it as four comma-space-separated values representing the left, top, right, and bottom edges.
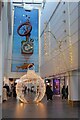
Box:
0, 9, 2, 104
0, 2, 2, 120
68, 71, 79, 106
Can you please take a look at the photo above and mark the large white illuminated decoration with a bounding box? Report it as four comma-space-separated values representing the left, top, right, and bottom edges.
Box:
16, 70, 46, 103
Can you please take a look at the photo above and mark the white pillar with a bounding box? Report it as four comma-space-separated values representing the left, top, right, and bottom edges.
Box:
78, 72, 80, 101
68, 71, 79, 101
65, 76, 68, 87
0, 10, 2, 104
0, 3, 2, 120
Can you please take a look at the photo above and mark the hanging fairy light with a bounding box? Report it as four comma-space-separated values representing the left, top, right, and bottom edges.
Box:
68, 39, 73, 66
16, 70, 46, 103
44, 32, 48, 55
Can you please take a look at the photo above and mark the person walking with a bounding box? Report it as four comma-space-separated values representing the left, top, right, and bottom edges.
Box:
61, 85, 66, 99
65, 86, 68, 99
46, 84, 53, 101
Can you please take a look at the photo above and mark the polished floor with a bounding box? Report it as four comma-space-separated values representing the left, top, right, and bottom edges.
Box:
0, 104, 2, 120
2, 94, 80, 119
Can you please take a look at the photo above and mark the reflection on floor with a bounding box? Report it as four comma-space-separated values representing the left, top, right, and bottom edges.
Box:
2, 94, 79, 118
24, 90, 36, 102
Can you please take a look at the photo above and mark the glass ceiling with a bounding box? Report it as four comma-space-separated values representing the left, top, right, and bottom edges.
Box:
12, 0, 44, 10
12, 0, 43, 3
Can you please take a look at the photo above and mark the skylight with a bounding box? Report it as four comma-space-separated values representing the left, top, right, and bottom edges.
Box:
12, 0, 44, 10
12, 0, 43, 3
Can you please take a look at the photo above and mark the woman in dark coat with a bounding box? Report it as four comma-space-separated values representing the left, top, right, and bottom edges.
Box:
65, 86, 68, 99
61, 85, 66, 99
46, 85, 53, 101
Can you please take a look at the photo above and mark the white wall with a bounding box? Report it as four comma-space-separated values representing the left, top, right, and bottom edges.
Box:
40, 1, 80, 101
40, 2, 78, 78
0, 13, 2, 102
0, 0, 12, 103
0, 1, 9, 103
68, 71, 78, 101
2, 1, 9, 77
40, 2, 58, 34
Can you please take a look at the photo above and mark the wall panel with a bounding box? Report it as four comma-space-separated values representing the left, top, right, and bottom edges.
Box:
40, 2, 78, 78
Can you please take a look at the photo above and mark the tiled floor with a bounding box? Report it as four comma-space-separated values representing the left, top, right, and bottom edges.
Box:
2, 95, 79, 119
